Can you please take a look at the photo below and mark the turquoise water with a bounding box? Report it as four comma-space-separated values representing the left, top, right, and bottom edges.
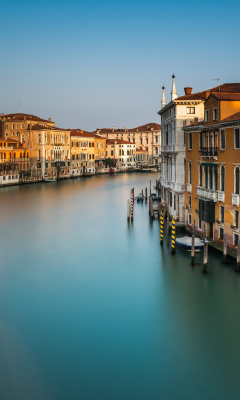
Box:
0, 173, 240, 400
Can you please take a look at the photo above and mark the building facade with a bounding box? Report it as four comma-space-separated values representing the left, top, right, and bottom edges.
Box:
96, 123, 161, 167
106, 139, 136, 170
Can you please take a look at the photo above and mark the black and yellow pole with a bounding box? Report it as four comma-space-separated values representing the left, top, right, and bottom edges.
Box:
171, 217, 176, 255
160, 210, 164, 246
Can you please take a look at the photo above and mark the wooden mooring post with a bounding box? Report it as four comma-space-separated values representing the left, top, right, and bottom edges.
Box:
145, 187, 147, 202
203, 241, 208, 273
236, 240, 240, 271
127, 200, 130, 221
130, 189, 134, 221
171, 217, 176, 255
167, 214, 170, 247
149, 195, 153, 217
150, 180, 151, 196
160, 210, 164, 246
191, 220, 195, 266
223, 233, 227, 263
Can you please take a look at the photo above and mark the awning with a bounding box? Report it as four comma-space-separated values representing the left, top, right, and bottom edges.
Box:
197, 197, 214, 202
200, 162, 218, 167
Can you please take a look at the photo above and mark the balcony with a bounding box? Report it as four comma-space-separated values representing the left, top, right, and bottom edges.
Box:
200, 147, 218, 158
217, 191, 225, 202
197, 186, 217, 202
232, 193, 239, 206
187, 183, 192, 193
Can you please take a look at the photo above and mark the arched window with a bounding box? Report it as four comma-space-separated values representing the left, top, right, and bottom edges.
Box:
14, 152, 16, 159
220, 165, 225, 191
9, 152, 12, 160
20, 152, 22, 159
235, 167, 240, 194
188, 162, 192, 184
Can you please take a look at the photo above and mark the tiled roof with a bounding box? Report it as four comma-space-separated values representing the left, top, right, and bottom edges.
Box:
0, 137, 18, 143
70, 130, 98, 138
0, 113, 52, 123
97, 123, 161, 134
32, 124, 68, 131
176, 83, 240, 102
220, 111, 240, 123
210, 92, 240, 101
106, 139, 135, 145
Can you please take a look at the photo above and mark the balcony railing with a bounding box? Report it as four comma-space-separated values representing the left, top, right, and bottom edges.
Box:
217, 191, 225, 202
200, 147, 218, 157
197, 186, 217, 201
232, 193, 239, 206
187, 183, 192, 193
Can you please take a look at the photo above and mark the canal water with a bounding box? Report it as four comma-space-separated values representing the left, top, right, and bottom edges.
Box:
0, 173, 240, 400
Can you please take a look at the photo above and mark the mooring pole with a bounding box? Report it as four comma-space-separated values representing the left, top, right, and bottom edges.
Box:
132, 187, 134, 199
223, 233, 227, 263
191, 235, 195, 265
145, 187, 147, 202
203, 241, 208, 273
160, 210, 164, 246
127, 199, 130, 221
130, 189, 133, 221
237, 240, 240, 271
150, 180, 151, 196
171, 217, 176, 255
167, 214, 170, 247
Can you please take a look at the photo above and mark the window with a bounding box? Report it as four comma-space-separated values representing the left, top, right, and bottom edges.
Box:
21, 123, 24, 129
187, 107, 195, 114
205, 167, 208, 189
189, 132, 192, 150
235, 210, 239, 230
198, 217, 202, 230
235, 167, 240, 194
219, 227, 224, 240
220, 130, 225, 149
16, 124, 19, 129
235, 128, 240, 149
220, 165, 225, 191
213, 108, 218, 121
199, 132, 203, 149
188, 214, 192, 225
111, 150, 113, 156
220, 206, 224, 224
38, 134, 41, 144
188, 196, 191, 210
233, 233, 239, 246
12, 124, 15, 129
5, 124, 8, 129
205, 110, 209, 122
188, 162, 192, 184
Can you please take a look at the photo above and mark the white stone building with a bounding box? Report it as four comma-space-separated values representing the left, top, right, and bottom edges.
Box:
158, 75, 206, 222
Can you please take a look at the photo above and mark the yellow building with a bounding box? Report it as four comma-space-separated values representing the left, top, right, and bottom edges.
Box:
184, 84, 240, 252
136, 148, 149, 169
0, 138, 30, 185
70, 131, 95, 175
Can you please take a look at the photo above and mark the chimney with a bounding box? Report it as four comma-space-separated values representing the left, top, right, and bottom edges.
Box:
184, 87, 192, 95
112, 126, 114, 132
48, 118, 51, 122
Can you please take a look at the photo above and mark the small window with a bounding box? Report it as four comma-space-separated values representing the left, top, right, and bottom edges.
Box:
234, 128, 240, 149
5, 124, 8, 129
205, 110, 209, 122
233, 233, 239, 246
219, 227, 224, 240
188, 214, 192, 225
235, 210, 239, 230
187, 107, 195, 114
21, 123, 24, 129
12, 124, 15, 129
188, 195, 191, 210
220, 206, 224, 224
220, 130, 225, 149
213, 108, 218, 121
198, 217, 202, 230
189, 132, 192, 150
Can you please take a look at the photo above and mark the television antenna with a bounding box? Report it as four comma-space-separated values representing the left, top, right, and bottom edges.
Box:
211, 78, 221, 92
18, 101, 21, 113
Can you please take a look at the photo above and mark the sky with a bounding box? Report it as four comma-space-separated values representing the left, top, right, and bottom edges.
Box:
1, 0, 240, 131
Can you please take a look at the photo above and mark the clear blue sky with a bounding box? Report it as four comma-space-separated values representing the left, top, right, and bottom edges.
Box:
1, 0, 239, 131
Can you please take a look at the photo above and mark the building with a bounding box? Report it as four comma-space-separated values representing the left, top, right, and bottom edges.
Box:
0, 113, 71, 179
106, 139, 136, 170
96, 123, 161, 167
0, 138, 30, 185
184, 84, 240, 252
70, 131, 96, 175
158, 76, 208, 222
136, 148, 149, 169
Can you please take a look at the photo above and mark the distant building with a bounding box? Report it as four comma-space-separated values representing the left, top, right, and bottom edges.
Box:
0, 138, 30, 185
96, 123, 161, 167
106, 139, 136, 170
136, 148, 149, 169
70, 131, 96, 175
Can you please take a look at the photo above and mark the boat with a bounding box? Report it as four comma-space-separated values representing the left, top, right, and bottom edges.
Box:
44, 178, 57, 182
176, 236, 204, 250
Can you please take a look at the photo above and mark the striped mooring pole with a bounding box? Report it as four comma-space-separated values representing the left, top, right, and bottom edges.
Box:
130, 189, 134, 221
160, 210, 164, 246
171, 217, 176, 255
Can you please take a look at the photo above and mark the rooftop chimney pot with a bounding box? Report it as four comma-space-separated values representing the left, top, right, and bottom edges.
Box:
184, 87, 192, 95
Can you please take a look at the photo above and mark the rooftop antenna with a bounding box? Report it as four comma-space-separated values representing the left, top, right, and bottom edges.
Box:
18, 101, 21, 113
211, 78, 220, 92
